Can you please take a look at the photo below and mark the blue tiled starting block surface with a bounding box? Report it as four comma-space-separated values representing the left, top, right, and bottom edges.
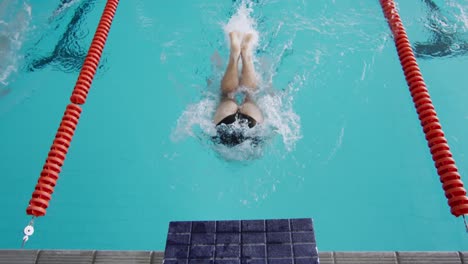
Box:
163, 219, 318, 264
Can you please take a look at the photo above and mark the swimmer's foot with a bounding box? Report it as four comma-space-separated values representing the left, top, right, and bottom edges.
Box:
229, 31, 242, 60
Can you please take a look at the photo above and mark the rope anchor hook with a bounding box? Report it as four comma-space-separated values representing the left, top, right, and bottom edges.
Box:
21, 217, 35, 248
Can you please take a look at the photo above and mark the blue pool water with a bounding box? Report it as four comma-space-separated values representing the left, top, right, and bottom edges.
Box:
1, 0, 468, 251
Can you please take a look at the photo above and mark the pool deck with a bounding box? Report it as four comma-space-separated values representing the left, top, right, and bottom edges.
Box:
1, 250, 467, 264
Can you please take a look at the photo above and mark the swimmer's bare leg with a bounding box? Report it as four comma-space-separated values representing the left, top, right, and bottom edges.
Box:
239, 33, 257, 91
239, 33, 264, 123
221, 31, 242, 95
214, 31, 242, 124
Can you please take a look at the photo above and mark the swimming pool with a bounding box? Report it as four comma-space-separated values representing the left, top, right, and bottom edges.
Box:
1, 0, 467, 251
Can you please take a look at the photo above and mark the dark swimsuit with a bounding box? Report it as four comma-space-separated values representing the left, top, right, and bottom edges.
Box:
214, 111, 260, 146
216, 111, 257, 128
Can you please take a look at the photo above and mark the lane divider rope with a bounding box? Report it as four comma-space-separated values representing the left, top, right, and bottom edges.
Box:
379, 0, 468, 220
22, 0, 120, 246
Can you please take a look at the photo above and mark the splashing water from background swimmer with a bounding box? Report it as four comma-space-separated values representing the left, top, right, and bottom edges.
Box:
172, 0, 301, 161
0, 1, 31, 93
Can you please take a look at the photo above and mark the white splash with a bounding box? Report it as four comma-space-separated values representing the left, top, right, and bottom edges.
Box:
0, 1, 31, 90
49, 0, 80, 20
447, 0, 468, 32
222, 1, 259, 49
172, 0, 302, 161
172, 96, 218, 141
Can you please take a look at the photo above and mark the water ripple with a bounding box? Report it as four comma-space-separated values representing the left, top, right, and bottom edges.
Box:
25, 0, 107, 73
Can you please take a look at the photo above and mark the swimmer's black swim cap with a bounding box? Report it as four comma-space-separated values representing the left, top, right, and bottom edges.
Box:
213, 124, 261, 147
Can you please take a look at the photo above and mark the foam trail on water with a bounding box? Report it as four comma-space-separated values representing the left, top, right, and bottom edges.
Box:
172, 0, 301, 161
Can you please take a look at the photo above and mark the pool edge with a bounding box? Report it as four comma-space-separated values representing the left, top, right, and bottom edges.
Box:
0, 250, 467, 264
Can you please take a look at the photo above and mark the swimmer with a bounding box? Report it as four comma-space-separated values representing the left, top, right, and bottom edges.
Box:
415, 0, 468, 58
28, 0, 94, 72
212, 31, 264, 147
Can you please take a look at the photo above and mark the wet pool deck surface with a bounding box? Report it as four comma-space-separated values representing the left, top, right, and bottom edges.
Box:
1, 250, 468, 264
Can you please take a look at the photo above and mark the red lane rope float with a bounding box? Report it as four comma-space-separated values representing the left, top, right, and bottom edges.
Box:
24, 0, 119, 242
379, 0, 468, 218
26, 104, 82, 217
71, 0, 119, 105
